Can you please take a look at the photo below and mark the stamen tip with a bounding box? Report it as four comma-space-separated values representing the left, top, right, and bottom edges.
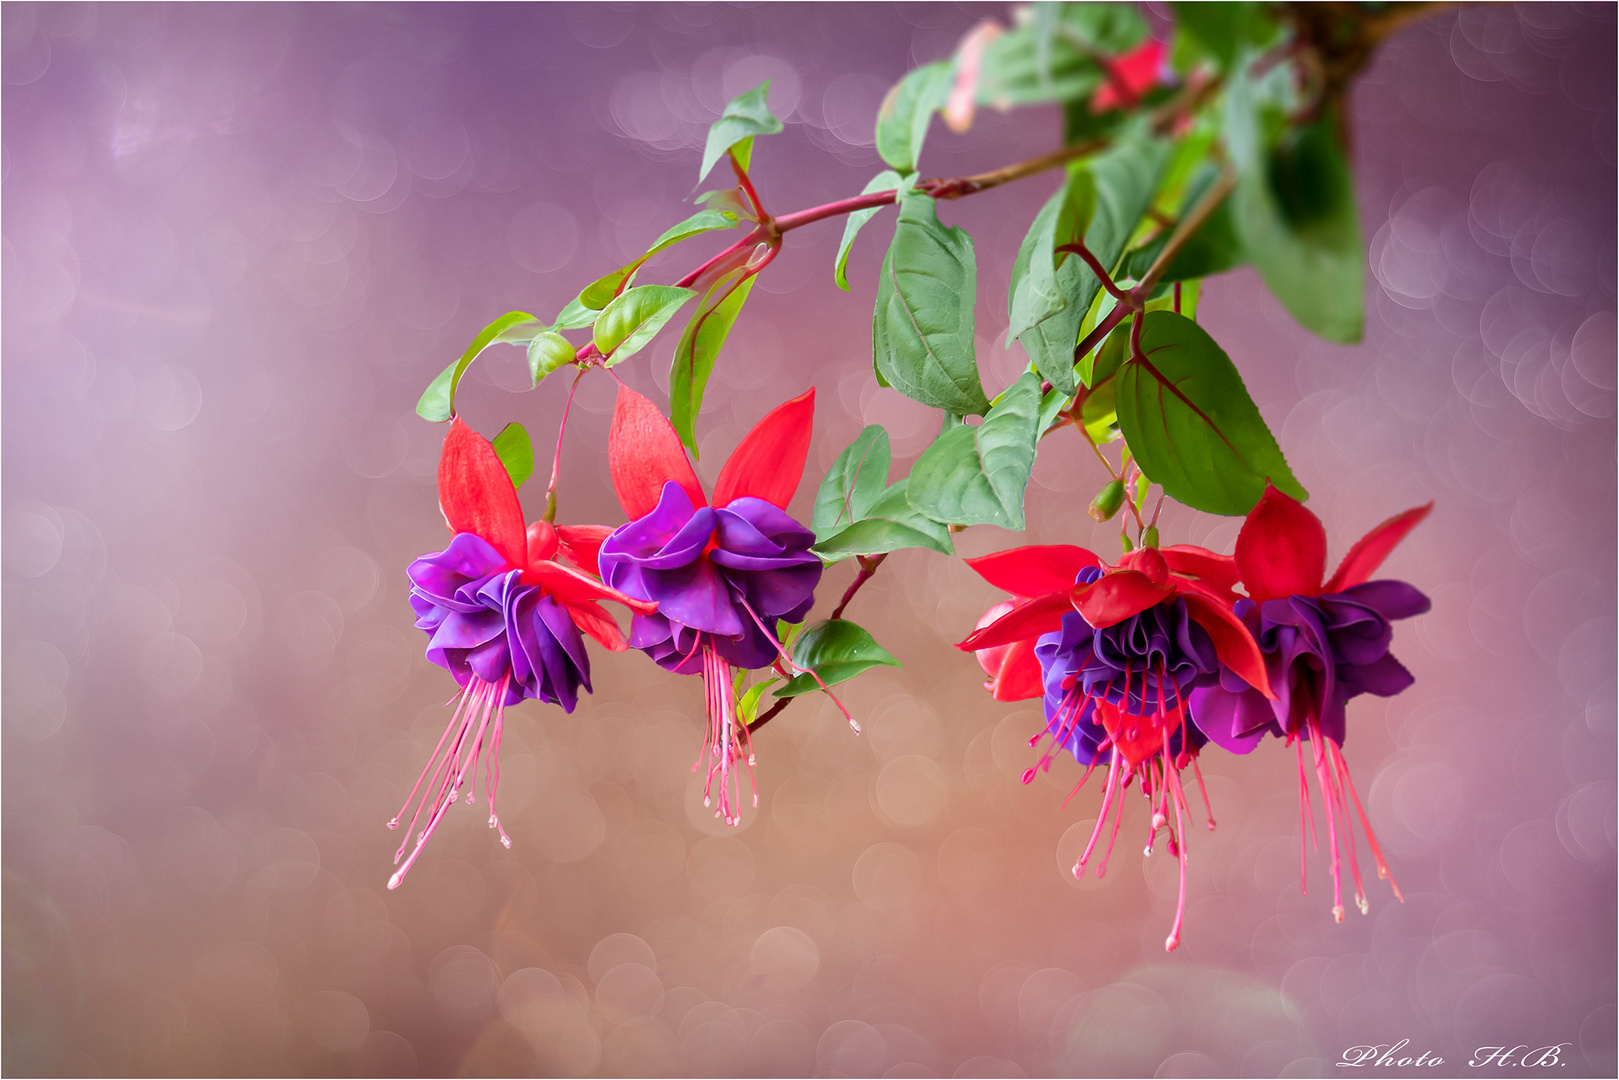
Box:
1164, 934, 1179, 952
387, 871, 405, 891
1331, 905, 1345, 923
386, 818, 400, 830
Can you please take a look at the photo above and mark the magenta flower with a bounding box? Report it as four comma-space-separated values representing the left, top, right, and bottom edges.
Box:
1192, 485, 1432, 920
390, 417, 655, 888
598, 385, 822, 825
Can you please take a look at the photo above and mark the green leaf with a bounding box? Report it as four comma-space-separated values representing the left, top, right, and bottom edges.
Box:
813, 426, 892, 541
814, 480, 954, 560
580, 210, 739, 310
593, 285, 696, 363
907, 370, 1043, 529
1227, 76, 1363, 343
491, 422, 534, 489
774, 619, 901, 697
876, 61, 952, 173
872, 195, 989, 416
669, 274, 755, 452
1171, 2, 1276, 70
698, 82, 783, 185
526, 331, 577, 387
737, 678, 779, 722
552, 297, 599, 331
835, 170, 905, 291
1124, 165, 1244, 284
1115, 310, 1306, 516
417, 310, 543, 422
978, 3, 1144, 109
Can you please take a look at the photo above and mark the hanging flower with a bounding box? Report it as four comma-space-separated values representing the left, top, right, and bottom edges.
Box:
390, 417, 657, 889
1092, 38, 1168, 112
1191, 485, 1432, 921
959, 542, 1269, 950
599, 385, 822, 825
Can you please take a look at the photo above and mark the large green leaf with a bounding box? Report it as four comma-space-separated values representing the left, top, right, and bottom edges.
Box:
417, 310, 542, 422
774, 619, 901, 697
907, 370, 1043, 529
1226, 75, 1363, 343
1115, 310, 1306, 515
551, 296, 599, 331
813, 481, 954, 559
593, 285, 695, 364
876, 61, 952, 173
813, 426, 892, 542
669, 274, 755, 452
492, 422, 534, 489
698, 82, 783, 184
1171, 2, 1277, 71
872, 195, 989, 416
835, 171, 905, 290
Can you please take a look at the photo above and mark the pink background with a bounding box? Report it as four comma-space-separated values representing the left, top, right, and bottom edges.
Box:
4, 3, 1614, 1076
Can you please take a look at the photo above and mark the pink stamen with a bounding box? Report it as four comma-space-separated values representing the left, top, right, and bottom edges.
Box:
738, 594, 860, 734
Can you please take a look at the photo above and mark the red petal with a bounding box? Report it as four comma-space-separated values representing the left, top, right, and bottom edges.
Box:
956, 592, 1074, 651
1323, 502, 1434, 594
439, 416, 528, 569
1235, 485, 1327, 602
1182, 592, 1273, 700
1072, 571, 1173, 628
712, 388, 816, 509
986, 637, 1044, 702
565, 600, 627, 651
1096, 697, 1181, 768
528, 561, 659, 614
964, 545, 1100, 598
556, 524, 612, 577
1162, 545, 1240, 604
609, 385, 706, 520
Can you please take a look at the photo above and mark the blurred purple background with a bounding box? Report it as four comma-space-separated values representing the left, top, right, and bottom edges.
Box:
3, 3, 1614, 1076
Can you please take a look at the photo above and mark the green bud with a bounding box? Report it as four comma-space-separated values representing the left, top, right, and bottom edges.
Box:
1142, 525, 1160, 549
1087, 479, 1127, 522
1119, 531, 1135, 553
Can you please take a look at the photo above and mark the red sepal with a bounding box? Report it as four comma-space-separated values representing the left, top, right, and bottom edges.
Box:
1236, 485, 1327, 603
1072, 571, 1173, 629
439, 417, 529, 570
1323, 502, 1433, 594
712, 388, 816, 509
1182, 592, 1273, 700
528, 561, 659, 614
1162, 545, 1241, 605
983, 637, 1044, 701
609, 385, 706, 520
957, 591, 1074, 651
965, 545, 1100, 598
564, 600, 628, 651
556, 524, 612, 577
1092, 39, 1164, 111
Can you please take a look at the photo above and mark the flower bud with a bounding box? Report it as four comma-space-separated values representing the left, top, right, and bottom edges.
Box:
1142, 525, 1160, 549
1087, 480, 1127, 522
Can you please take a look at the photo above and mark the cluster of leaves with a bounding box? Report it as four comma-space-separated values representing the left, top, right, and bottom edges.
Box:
414, 1, 1388, 712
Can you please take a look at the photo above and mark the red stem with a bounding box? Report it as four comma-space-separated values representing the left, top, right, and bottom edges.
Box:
1055, 240, 1130, 302
829, 553, 886, 622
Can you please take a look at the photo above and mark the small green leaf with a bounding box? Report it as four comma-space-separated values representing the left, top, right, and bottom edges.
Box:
873, 194, 989, 416
669, 274, 755, 452
1227, 75, 1363, 343
593, 285, 696, 363
908, 370, 1043, 529
417, 311, 542, 422
581, 210, 740, 310
491, 422, 534, 489
835, 170, 906, 291
1115, 310, 1305, 516
698, 82, 783, 185
813, 426, 892, 542
527, 331, 576, 386
737, 678, 780, 722
774, 619, 901, 697
876, 60, 952, 173
552, 297, 599, 331
814, 479, 954, 560
580, 265, 640, 311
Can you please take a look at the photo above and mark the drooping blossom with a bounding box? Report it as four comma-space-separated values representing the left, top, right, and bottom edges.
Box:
599, 385, 823, 825
390, 417, 656, 888
1092, 38, 1167, 112
959, 542, 1270, 950
1191, 485, 1432, 921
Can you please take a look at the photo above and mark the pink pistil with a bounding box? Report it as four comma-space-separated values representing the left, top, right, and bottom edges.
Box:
388, 673, 511, 890
697, 643, 755, 826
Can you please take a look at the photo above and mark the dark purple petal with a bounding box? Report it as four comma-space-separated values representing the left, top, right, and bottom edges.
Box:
1342, 650, 1415, 698
1340, 579, 1431, 620
1188, 685, 1275, 754
644, 558, 745, 636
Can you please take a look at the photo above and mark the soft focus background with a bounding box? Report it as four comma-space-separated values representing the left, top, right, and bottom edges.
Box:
3, 3, 1614, 1076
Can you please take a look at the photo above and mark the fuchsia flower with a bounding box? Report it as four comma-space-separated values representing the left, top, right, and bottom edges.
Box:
599, 385, 823, 825
1191, 486, 1432, 920
959, 543, 1270, 950
1092, 38, 1167, 112
390, 417, 657, 889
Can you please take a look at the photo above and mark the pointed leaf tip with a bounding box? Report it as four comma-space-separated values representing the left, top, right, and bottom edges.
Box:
439, 417, 528, 569
1236, 485, 1326, 602
713, 388, 816, 509
609, 385, 707, 521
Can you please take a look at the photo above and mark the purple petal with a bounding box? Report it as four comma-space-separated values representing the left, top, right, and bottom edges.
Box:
1341, 579, 1431, 620
643, 558, 745, 636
